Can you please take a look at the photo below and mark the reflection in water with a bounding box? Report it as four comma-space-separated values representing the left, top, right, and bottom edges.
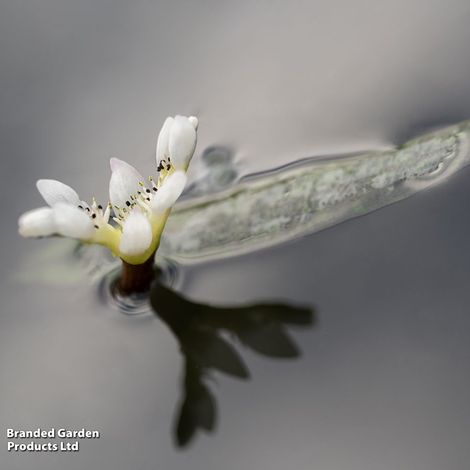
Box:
150, 282, 315, 448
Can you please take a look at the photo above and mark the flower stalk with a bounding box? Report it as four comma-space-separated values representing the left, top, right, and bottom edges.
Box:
118, 253, 156, 295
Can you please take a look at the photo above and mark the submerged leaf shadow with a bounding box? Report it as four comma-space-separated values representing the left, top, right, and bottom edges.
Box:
150, 281, 316, 448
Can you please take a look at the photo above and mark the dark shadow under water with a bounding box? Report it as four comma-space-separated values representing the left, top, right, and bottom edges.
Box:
149, 280, 315, 448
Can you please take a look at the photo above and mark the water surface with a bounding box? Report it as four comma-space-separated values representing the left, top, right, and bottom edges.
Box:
1, 1, 470, 469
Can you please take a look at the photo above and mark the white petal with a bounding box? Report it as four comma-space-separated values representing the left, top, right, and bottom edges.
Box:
109, 158, 144, 209
169, 115, 197, 170
119, 208, 153, 256
18, 207, 56, 237
188, 116, 198, 129
52, 203, 95, 239
36, 179, 80, 207
156, 117, 174, 166
150, 171, 187, 214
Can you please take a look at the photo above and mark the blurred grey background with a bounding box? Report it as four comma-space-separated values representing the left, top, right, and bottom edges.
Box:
2, 0, 470, 186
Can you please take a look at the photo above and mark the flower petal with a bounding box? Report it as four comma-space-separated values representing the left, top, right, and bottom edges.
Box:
169, 115, 197, 170
150, 171, 187, 214
188, 116, 198, 129
18, 207, 56, 237
109, 158, 144, 209
119, 208, 153, 257
156, 116, 174, 166
52, 203, 95, 239
36, 179, 81, 207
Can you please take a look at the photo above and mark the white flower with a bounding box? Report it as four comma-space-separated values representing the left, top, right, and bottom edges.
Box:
18, 179, 105, 240
18, 115, 198, 265
156, 115, 198, 171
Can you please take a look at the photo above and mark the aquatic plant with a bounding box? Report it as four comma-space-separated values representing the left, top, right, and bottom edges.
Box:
18, 115, 198, 293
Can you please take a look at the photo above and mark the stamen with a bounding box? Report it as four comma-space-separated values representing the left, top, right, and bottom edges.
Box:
136, 199, 149, 211
91, 213, 97, 219
103, 205, 111, 222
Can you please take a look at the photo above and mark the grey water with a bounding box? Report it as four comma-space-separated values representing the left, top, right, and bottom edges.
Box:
2, 1, 470, 469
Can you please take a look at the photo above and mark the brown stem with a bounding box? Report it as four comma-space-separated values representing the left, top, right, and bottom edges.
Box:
118, 253, 156, 295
